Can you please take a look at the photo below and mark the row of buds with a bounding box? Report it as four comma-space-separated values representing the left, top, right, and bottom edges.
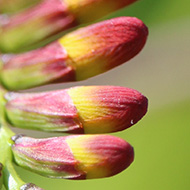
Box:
0, 0, 137, 52
12, 134, 134, 179
3, 86, 148, 133
0, 17, 148, 90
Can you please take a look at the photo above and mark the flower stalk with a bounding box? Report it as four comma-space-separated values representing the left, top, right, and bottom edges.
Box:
0, 163, 3, 189
0, 123, 44, 190
0, 123, 24, 190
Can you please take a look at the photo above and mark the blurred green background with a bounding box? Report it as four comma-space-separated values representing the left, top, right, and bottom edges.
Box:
11, 0, 190, 189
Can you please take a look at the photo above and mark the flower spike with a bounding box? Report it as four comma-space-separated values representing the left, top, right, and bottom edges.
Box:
12, 135, 134, 179
4, 86, 148, 133
0, 17, 148, 90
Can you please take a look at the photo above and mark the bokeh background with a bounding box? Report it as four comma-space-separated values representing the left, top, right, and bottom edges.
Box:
7, 0, 190, 189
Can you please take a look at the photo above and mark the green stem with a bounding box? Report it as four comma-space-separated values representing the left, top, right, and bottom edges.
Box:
0, 85, 8, 122
0, 123, 25, 190
0, 79, 44, 189
0, 163, 3, 190
3, 161, 25, 190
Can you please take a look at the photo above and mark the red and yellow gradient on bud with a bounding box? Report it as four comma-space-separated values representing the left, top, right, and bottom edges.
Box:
0, 17, 148, 90
4, 86, 148, 133
0, 0, 137, 52
60, 16, 148, 80
12, 135, 134, 179
68, 86, 148, 133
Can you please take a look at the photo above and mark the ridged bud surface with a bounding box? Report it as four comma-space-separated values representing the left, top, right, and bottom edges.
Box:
12, 135, 134, 179
5, 86, 148, 133
0, 17, 148, 90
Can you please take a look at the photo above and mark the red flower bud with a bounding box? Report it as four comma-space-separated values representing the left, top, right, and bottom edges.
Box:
0, 0, 137, 52
12, 135, 134, 179
5, 86, 148, 133
0, 17, 148, 90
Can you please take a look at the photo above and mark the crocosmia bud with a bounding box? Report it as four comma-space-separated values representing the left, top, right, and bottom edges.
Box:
12, 135, 134, 179
5, 86, 148, 133
0, 17, 148, 90
0, 0, 137, 52
64, 0, 137, 23
0, 0, 76, 52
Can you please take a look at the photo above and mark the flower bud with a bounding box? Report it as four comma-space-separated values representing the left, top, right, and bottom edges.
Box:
0, 17, 148, 90
64, 0, 137, 23
5, 86, 148, 133
0, 0, 137, 52
0, 0, 77, 52
12, 135, 134, 179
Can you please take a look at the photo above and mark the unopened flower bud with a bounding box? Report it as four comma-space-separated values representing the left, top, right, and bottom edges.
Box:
5, 86, 148, 133
12, 135, 134, 179
0, 0, 137, 52
0, 17, 148, 90
64, 0, 137, 23
0, 0, 77, 52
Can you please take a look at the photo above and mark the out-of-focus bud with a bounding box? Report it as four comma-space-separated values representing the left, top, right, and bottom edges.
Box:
0, 0, 41, 13
0, 17, 148, 90
64, 0, 137, 23
20, 183, 44, 190
0, 0, 77, 52
5, 86, 148, 133
0, 0, 137, 52
12, 135, 134, 179
0, 163, 3, 189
